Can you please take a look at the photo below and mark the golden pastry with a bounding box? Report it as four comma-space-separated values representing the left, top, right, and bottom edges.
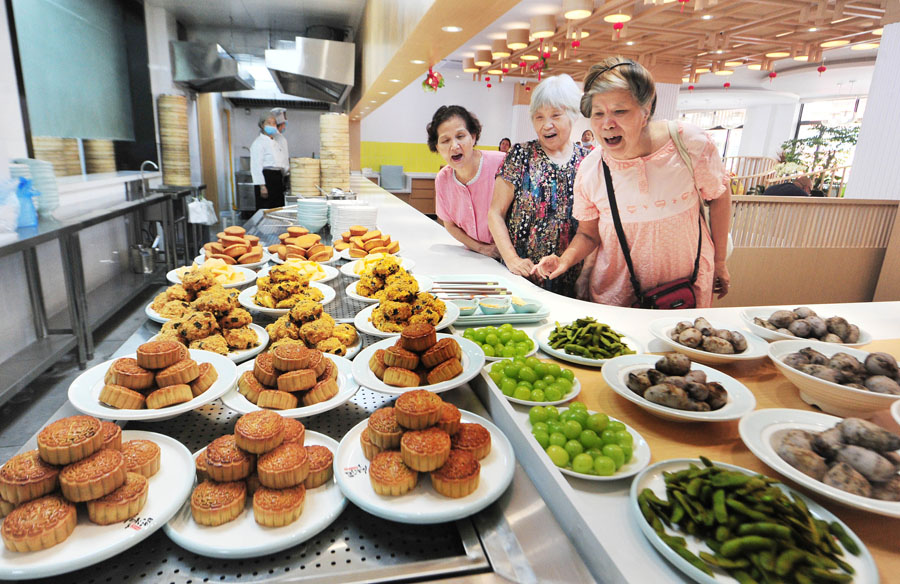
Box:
106, 358, 155, 391
301, 378, 339, 406
86, 472, 148, 525
205, 435, 254, 482
383, 346, 419, 370
430, 450, 480, 498
369, 451, 417, 496
369, 349, 388, 380
436, 403, 461, 436
136, 340, 184, 370
271, 344, 310, 371
253, 485, 305, 527
400, 428, 451, 472
277, 369, 316, 392
253, 353, 281, 387
282, 418, 306, 445
155, 359, 200, 387
1, 495, 76, 552
190, 362, 218, 397
99, 384, 146, 409
421, 338, 461, 368
383, 367, 420, 388
234, 410, 285, 454
190, 480, 246, 526
257, 442, 309, 489
59, 448, 126, 502
318, 358, 337, 382
426, 358, 463, 385
146, 384, 193, 409
195, 453, 209, 483
0, 449, 59, 504
394, 389, 443, 429
400, 323, 437, 353
237, 371, 267, 404
360, 428, 383, 461
122, 439, 161, 478
304, 445, 333, 488
37, 415, 103, 465
257, 390, 299, 410
305, 350, 328, 377
451, 423, 491, 460
367, 407, 403, 449
100, 421, 122, 451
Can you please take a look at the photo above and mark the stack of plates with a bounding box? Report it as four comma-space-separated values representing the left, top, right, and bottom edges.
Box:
290, 157, 320, 198
62, 138, 81, 176
158, 94, 191, 186
11, 157, 58, 216
84, 139, 117, 174
330, 202, 377, 236
31, 137, 67, 178
296, 198, 329, 233
320, 113, 349, 192
8, 164, 30, 180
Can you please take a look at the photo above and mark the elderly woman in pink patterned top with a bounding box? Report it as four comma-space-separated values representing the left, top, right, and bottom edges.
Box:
534, 57, 732, 307
428, 106, 506, 258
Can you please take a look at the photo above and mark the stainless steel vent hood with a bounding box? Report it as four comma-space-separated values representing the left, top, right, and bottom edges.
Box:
265, 37, 355, 105
171, 41, 254, 93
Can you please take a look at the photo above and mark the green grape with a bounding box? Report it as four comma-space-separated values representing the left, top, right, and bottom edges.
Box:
563, 420, 583, 440
501, 346, 516, 358
483, 325, 499, 336
504, 364, 521, 379
482, 344, 496, 357
542, 374, 557, 385
533, 430, 550, 449
607, 421, 626, 433
499, 323, 513, 331
585, 447, 604, 459
560, 368, 575, 381
499, 331, 513, 344
463, 328, 476, 338
533, 363, 549, 378
529, 406, 548, 424
484, 333, 499, 346
546, 420, 565, 436
614, 430, 633, 447
544, 405, 559, 420
546, 445, 569, 467
531, 421, 549, 435
544, 387, 562, 401
602, 444, 625, 470
546, 363, 562, 378
472, 329, 487, 343
555, 377, 573, 392
564, 439, 584, 459
512, 330, 528, 343
593, 455, 616, 476
600, 429, 618, 445
548, 432, 567, 448
530, 389, 545, 402
490, 361, 507, 374
500, 377, 517, 395
569, 409, 589, 427
514, 346, 528, 357
517, 367, 537, 383
568, 402, 587, 412
513, 386, 531, 401
532, 380, 548, 391
558, 410, 575, 423
586, 413, 609, 433
572, 453, 594, 474
512, 357, 527, 366
489, 371, 502, 385
578, 429, 601, 450
515, 341, 531, 352
620, 442, 633, 464
525, 357, 541, 369
516, 380, 533, 390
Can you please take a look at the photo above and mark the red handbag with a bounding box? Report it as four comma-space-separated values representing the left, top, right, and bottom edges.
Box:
602, 160, 702, 310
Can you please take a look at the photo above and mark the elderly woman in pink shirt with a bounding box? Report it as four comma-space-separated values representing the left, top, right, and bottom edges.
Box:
535, 57, 732, 307
428, 106, 506, 258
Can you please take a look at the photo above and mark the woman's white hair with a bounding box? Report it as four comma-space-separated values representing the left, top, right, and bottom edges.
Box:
529, 74, 582, 122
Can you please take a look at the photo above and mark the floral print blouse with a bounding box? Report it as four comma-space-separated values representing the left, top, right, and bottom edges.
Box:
496, 140, 588, 297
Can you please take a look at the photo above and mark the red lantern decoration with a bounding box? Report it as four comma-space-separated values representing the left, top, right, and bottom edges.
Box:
723, 82, 731, 89
571, 39, 581, 54
543, 52, 550, 59
613, 22, 624, 39
768, 71, 777, 83
519, 60, 527, 69
688, 85, 694, 92
487, 83, 492, 89
485, 77, 490, 82
502, 67, 509, 74
677, 0, 689, 12
525, 86, 531, 92
817, 65, 827, 76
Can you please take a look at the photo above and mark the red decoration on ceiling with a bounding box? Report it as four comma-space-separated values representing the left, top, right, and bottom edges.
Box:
768, 71, 777, 83
688, 85, 694, 92
485, 77, 490, 82
613, 22, 624, 39
502, 67, 509, 74
571, 39, 581, 54
817, 65, 827, 76
487, 83, 492, 88
677, 0, 689, 13
525, 85, 531, 92
723, 82, 731, 89
519, 60, 527, 69
421, 67, 444, 93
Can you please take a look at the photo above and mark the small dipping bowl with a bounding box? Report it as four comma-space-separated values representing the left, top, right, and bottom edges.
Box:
511, 296, 542, 314
451, 299, 477, 316
478, 296, 511, 315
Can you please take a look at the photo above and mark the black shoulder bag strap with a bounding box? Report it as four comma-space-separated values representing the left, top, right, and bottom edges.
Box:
601, 159, 703, 303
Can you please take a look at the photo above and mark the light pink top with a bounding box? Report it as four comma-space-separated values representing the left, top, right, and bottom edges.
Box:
572, 122, 728, 307
435, 150, 506, 244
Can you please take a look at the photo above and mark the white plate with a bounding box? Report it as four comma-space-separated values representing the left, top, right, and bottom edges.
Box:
340, 257, 416, 278
67, 350, 238, 421
150, 324, 268, 365
739, 408, 900, 518
337, 247, 402, 261
195, 250, 271, 270
351, 335, 485, 395
602, 354, 758, 422
334, 410, 514, 524
630, 459, 878, 584
237, 282, 336, 317
166, 266, 255, 289
546, 409, 651, 482
0, 431, 194, 581
451, 308, 552, 327
164, 432, 346, 559
649, 317, 769, 364
740, 308, 873, 347
144, 302, 169, 324
220, 354, 360, 418
768, 340, 900, 418
257, 263, 340, 284
270, 251, 339, 265
344, 275, 434, 304
534, 322, 642, 367
482, 364, 583, 406
460, 336, 537, 363
353, 302, 459, 338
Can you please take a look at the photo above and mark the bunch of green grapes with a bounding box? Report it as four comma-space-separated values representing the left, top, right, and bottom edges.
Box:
528, 403, 634, 476
488, 357, 575, 402
463, 324, 534, 358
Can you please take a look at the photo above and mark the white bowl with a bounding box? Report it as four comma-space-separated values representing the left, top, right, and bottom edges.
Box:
768, 339, 900, 418
740, 308, 873, 347
648, 317, 768, 365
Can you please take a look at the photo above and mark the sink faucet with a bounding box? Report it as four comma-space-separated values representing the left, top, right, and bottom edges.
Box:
140, 160, 159, 197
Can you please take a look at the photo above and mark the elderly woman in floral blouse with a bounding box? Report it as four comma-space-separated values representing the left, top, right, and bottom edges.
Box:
487, 74, 589, 297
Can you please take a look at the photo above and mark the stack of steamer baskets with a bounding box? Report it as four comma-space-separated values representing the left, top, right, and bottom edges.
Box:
319, 113, 350, 193
84, 139, 117, 174
158, 94, 191, 186
31, 137, 68, 178
290, 157, 320, 198
62, 138, 82, 176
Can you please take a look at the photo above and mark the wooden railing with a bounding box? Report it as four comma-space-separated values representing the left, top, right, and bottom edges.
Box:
765, 165, 852, 197
724, 156, 778, 193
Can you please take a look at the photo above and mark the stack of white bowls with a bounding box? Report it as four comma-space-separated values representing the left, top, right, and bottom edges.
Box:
330, 202, 377, 236
296, 198, 329, 233
11, 158, 58, 216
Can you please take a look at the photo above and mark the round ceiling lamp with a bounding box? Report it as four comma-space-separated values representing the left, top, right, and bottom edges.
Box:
714, 69, 734, 76
793, 55, 809, 61
474, 50, 493, 67
603, 13, 632, 24
521, 54, 540, 61
694, 67, 710, 73
724, 61, 744, 67
747, 63, 762, 70
820, 39, 850, 48
462, 58, 478, 73
531, 15, 557, 39
850, 42, 880, 50
563, 0, 592, 20
487, 69, 504, 75
491, 39, 511, 58
507, 29, 531, 50
765, 51, 790, 58
872, 28, 883, 36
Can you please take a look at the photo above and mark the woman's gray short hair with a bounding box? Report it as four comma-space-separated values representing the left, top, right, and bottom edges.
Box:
529, 74, 582, 122
580, 57, 657, 118
258, 112, 276, 130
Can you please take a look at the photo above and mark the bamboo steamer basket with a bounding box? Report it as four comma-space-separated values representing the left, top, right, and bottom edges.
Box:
290, 157, 321, 197
158, 94, 191, 186
32, 136, 67, 178
319, 113, 350, 191
83, 139, 117, 174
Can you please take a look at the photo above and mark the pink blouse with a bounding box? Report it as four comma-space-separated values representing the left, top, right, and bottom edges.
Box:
435, 150, 506, 244
572, 122, 728, 307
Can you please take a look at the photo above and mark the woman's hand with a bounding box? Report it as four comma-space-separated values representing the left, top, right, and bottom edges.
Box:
480, 243, 501, 259
533, 254, 568, 280
505, 256, 535, 277
713, 260, 730, 298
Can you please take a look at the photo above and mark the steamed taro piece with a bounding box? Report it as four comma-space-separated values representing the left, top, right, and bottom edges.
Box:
865, 352, 899, 378
684, 382, 709, 402
730, 331, 748, 352
693, 317, 713, 336
677, 328, 703, 348
871, 476, 900, 502
835, 445, 897, 482
644, 384, 709, 411
799, 347, 828, 365
837, 418, 900, 452
768, 310, 797, 329
793, 306, 817, 319
775, 443, 827, 480
828, 353, 866, 382
754, 317, 778, 331
788, 319, 812, 338
702, 336, 734, 354
705, 383, 728, 410
812, 427, 844, 460
826, 316, 850, 341
798, 364, 844, 384
805, 315, 827, 338
782, 352, 811, 369
626, 370, 651, 396
779, 429, 815, 451
822, 462, 872, 497
822, 333, 843, 344
684, 370, 707, 385
655, 353, 691, 376
864, 376, 900, 395
844, 324, 860, 344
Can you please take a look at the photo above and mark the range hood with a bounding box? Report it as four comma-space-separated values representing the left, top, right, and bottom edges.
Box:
265, 37, 355, 105
171, 41, 254, 93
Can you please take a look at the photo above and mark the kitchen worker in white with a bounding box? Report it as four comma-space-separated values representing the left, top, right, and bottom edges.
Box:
250, 112, 285, 209
271, 107, 290, 173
